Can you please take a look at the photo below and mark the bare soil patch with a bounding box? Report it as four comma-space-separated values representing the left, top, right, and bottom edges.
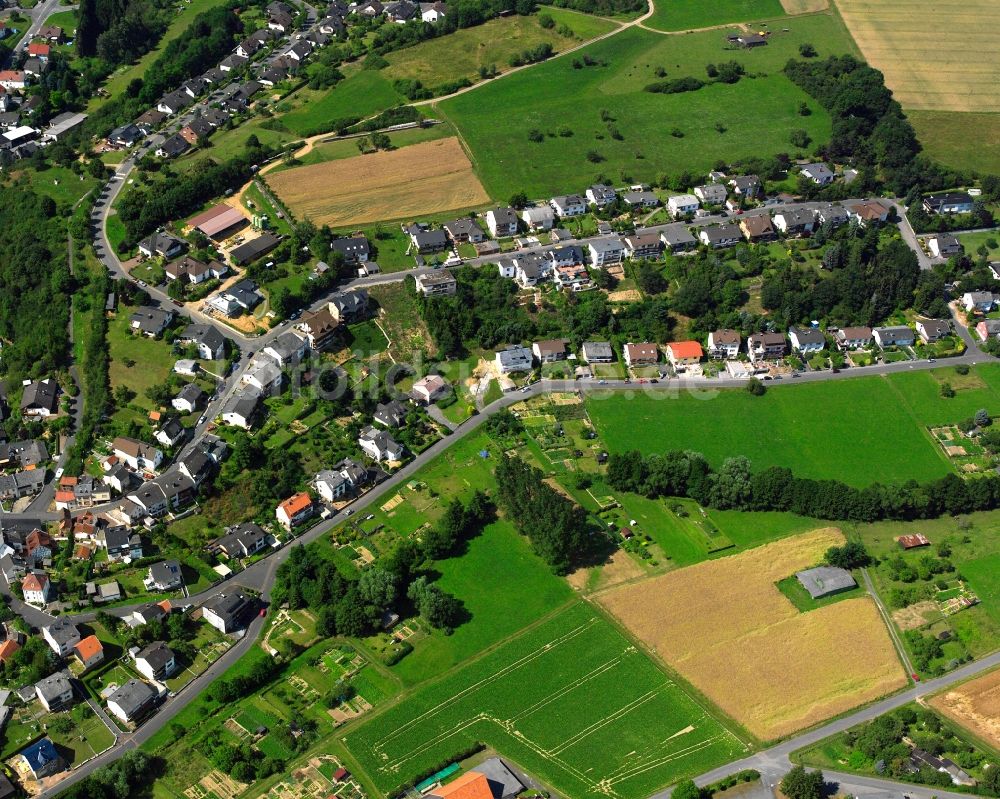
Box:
266, 137, 490, 228
892, 600, 941, 631
931, 667, 1000, 750
597, 529, 907, 740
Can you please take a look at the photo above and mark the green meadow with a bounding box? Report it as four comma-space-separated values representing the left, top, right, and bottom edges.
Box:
438, 14, 858, 198
587, 366, 1000, 487
344, 602, 747, 799
644, 0, 786, 32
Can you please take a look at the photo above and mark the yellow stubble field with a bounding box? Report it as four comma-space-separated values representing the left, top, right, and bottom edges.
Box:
834, 0, 1000, 112
597, 528, 907, 741
266, 137, 491, 228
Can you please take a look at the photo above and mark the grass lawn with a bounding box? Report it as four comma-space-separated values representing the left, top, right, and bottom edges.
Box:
91, 0, 232, 111
344, 319, 390, 358
278, 70, 404, 137
279, 123, 453, 169
382, 12, 617, 89
390, 520, 575, 684
884, 363, 1000, 425
587, 374, 960, 487
437, 15, 857, 199
14, 166, 99, 208
48, 710, 116, 764
108, 308, 174, 409
344, 602, 747, 799
775, 574, 865, 612
909, 110, 1000, 176
176, 118, 301, 174
644, 0, 785, 32
42, 9, 78, 35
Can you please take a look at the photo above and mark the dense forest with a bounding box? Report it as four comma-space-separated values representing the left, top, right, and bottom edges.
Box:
0, 183, 72, 385
76, 0, 173, 65
605, 449, 1000, 524
540, 0, 646, 16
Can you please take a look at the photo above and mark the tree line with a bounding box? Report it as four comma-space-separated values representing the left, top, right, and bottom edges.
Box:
494, 455, 590, 574
606, 449, 1000, 523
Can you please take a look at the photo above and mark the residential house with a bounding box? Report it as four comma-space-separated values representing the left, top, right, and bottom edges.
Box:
930, 235, 963, 259
385, 0, 418, 22
358, 427, 404, 462
846, 200, 890, 226
17, 738, 65, 780
138, 231, 185, 259
156, 90, 193, 116
623, 232, 662, 260
622, 190, 659, 208
0, 71, 26, 91
172, 383, 205, 414
73, 636, 105, 670
127, 472, 196, 517
96, 581, 122, 602
42, 619, 80, 658
835, 326, 872, 350
788, 327, 825, 353
25, 529, 54, 564
164, 256, 210, 283
666, 341, 704, 369
747, 332, 787, 362
179, 324, 226, 360
129, 306, 175, 337
916, 318, 951, 343
728, 175, 761, 198
698, 224, 742, 248
213, 523, 267, 559
262, 331, 308, 369
549, 195, 587, 218
740, 214, 775, 242
221, 387, 262, 429
420, 1, 448, 21
667, 194, 699, 218
549, 245, 583, 268
586, 184, 617, 208
297, 307, 340, 351
495, 345, 534, 374
327, 235, 370, 265
707, 329, 740, 359
485, 207, 518, 237
694, 184, 727, 205
800, 163, 834, 185
112, 437, 163, 472
242, 359, 283, 393
415, 271, 457, 297
411, 374, 448, 404
623, 342, 659, 367
276, 492, 314, 530
977, 319, 1000, 342
146, 559, 182, 591
816, 204, 849, 228
107, 679, 157, 724
314, 459, 368, 502
873, 325, 915, 348
407, 225, 448, 253
963, 291, 995, 313
328, 289, 369, 323
130, 603, 168, 627
533, 339, 568, 363
923, 192, 974, 215
134, 642, 176, 682
442, 218, 485, 244
521, 206, 555, 231
773, 209, 816, 236
202, 590, 254, 634
19, 379, 58, 416
588, 238, 625, 267
373, 400, 408, 428
35, 673, 73, 711
581, 341, 614, 363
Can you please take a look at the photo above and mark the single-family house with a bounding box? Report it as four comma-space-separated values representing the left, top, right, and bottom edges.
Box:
179, 324, 226, 360
581, 341, 614, 363
550, 195, 587, 218
17, 738, 64, 779
622, 190, 659, 208
137, 231, 185, 259
146, 559, 182, 591
666, 341, 703, 369
134, 642, 176, 682
172, 383, 205, 414
586, 184, 617, 207
846, 200, 890, 226
707, 329, 740, 359
728, 175, 761, 198
35, 673, 73, 711
923, 192, 974, 215
485, 207, 518, 238
373, 400, 408, 428
873, 325, 915, 348
800, 163, 834, 185
623, 342, 659, 367
495, 345, 534, 374
107, 679, 157, 724
773, 209, 816, 236
73, 635, 105, 671
667, 194, 699, 219
977, 319, 1000, 342
788, 327, 825, 353
212, 523, 267, 559
112, 437, 163, 472
747, 332, 787, 362
415, 271, 457, 297
358, 427, 404, 462
276, 492, 314, 530
221, 387, 262, 429
262, 331, 309, 368
442, 218, 484, 243
533, 339, 568, 363
916, 318, 951, 343
297, 307, 340, 351
588, 238, 625, 267
698, 224, 742, 248
521, 206, 555, 231
694, 184, 727, 205
816, 204, 849, 228
623, 232, 662, 260
20, 379, 58, 417
963, 291, 995, 313
328, 289, 369, 323
242, 359, 283, 393
42, 619, 80, 658
835, 326, 872, 350
740, 214, 775, 241
129, 306, 175, 338
930, 235, 963, 259
411, 374, 448, 404
202, 590, 254, 634
407, 225, 448, 253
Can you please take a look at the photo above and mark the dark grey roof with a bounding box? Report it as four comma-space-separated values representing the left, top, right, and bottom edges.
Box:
108, 678, 156, 718
202, 589, 253, 627
796, 566, 856, 599
181, 323, 225, 355
136, 641, 174, 672
44, 618, 79, 647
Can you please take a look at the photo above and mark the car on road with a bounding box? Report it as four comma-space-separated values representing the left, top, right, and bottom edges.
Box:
172, 300, 182, 307
137, 280, 147, 288
344, 509, 353, 516
197, 414, 207, 425
258, 608, 266, 618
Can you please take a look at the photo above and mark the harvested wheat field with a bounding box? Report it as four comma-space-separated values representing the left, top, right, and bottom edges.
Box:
780, 0, 828, 12
266, 137, 490, 227
931, 668, 1000, 751
834, 0, 1000, 112
597, 529, 907, 740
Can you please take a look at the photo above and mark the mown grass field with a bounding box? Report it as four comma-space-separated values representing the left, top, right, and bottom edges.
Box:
909, 111, 1000, 176
644, 0, 786, 32
278, 70, 405, 137
383, 10, 617, 87
343, 602, 747, 799
833, 0, 1000, 113
437, 14, 857, 199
